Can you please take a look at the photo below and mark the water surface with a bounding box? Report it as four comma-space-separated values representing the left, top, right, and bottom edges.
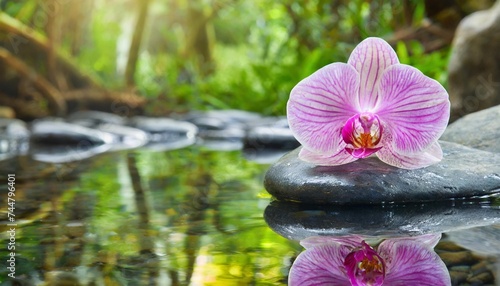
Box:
0, 146, 498, 285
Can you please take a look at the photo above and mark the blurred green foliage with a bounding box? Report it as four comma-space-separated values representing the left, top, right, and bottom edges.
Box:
3, 0, 450, 115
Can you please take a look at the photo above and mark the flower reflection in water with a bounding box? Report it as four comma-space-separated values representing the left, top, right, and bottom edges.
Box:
289, 234, 451, 286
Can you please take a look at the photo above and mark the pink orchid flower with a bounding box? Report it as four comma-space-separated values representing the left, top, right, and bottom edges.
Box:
289, 234, 451, 286
287, 37, 450, 169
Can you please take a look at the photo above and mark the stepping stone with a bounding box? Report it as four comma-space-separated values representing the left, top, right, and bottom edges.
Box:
264, 141, 500, 204
30, 120, 114, 163
0, 118, 30, 160
129, 116, 198, 151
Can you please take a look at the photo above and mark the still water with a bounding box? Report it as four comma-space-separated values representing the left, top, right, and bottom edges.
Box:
0, 146, 499, 285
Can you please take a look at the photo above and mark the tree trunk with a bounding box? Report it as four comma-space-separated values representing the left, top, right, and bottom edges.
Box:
0, 47, 67, 116
125, 0, 151, 88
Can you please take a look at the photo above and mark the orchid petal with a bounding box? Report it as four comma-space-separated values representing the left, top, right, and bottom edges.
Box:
347, 37, 399, 110
287, 63, 359, 154
346, 147, 382, 158
301, 236, 365, 250
376, 140, 443, 169
378, 239, 451, 285
289, 245, 351, 286
376, 64, 450, 154
299, 147, 358, 166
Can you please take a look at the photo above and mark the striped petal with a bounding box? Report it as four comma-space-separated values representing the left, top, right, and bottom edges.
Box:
299, 147, 358, 166
287, 63, 359, 154
378, 237, 451, 285
289, 244, 352, 286
301, 235, 365, 250
376, 141, 443, 170
347, 37, 399, 111
382, 234, 442, 249
376, 64, 450, 154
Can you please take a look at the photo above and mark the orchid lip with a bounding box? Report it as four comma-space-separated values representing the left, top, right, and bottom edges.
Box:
341, 113, 383, 158
344, 241, 386, 286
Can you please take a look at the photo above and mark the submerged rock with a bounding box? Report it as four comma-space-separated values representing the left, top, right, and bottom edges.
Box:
67, 110, 126, 126
243, 117, 299, 151
129, 116, 197, 151
182, 109, 261, 127
264, 199, 500, 240
442, 104, 500, 153
30, 120, 114, 163
448, 1, 500, 120
181, 110, 260, 151
264, 141, 500, 204
68, 111, 148, 151
0, 118, 30, 160
94, 124, 148, 151
242, 117, 300, 163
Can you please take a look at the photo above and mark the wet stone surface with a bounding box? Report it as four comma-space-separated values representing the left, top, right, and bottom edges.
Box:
128, 116, 198, 151
264, 141, 500, 204
264, 200, 500, 240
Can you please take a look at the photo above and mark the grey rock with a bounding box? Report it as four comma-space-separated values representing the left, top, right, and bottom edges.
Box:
129, 116, 197, 151
0, 118, 30, 160
242, 117, 299, 163
243, 149, 291, 164
243, 126, 299, 151
264, 199, 500, 240
182, 109, 261, 130
30, 121, 114, 163
67, 111, 126, 126
448, 1, 500, 120
196, 128, 245, 151
447, 225, 500, 256
181, 110, 261, 151
264, 141, 500, 204
441, 104, 500, 153
94, 123, 148, 151
68, 112, 149, 151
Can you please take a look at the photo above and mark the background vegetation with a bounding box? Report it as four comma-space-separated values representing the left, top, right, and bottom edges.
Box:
1, 0, 487, 118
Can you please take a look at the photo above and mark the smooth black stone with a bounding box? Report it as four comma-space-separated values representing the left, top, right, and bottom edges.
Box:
186, 116, 234, 131
264, 199, 500, 240
182, 110, 261, 150
243, 126, 300, 151
30, 121, 114, 163
442, 104, 500, 153
68, 112, 149, 151
243, 148, 291, 164
94, 123, 148, 151
67, 111, 126, 126
129, 117, 198, 151
196, 128, 246, 151
182, 110, 261, 130
0, 118, 30, 160
31, 120, 114, 146
264, 141, 500, 205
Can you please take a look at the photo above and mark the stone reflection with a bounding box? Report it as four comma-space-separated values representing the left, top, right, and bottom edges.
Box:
288, 234, 450, 286
264, 199, 500, 285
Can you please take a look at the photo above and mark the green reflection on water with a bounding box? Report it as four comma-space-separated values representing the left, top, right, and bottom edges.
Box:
0, 147, 301, 285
